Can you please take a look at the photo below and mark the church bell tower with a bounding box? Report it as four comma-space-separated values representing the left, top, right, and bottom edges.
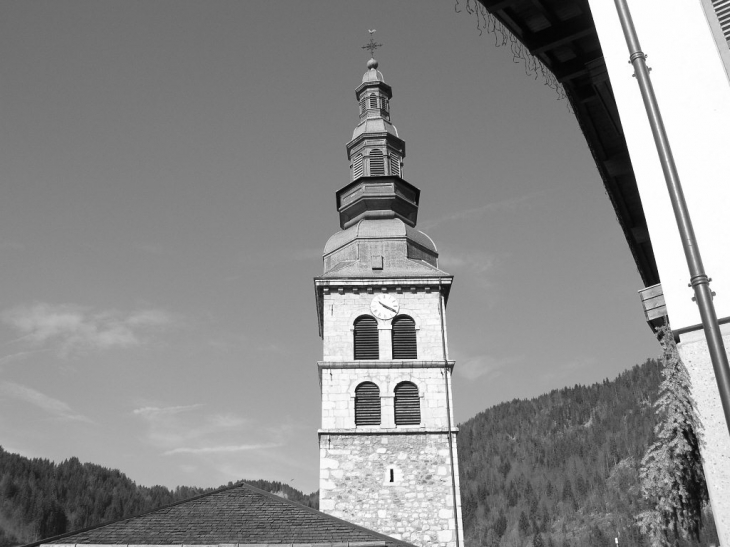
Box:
314, 46, 464, 547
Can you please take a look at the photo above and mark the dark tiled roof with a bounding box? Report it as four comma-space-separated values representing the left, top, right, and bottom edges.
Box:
30, 482, 414, 547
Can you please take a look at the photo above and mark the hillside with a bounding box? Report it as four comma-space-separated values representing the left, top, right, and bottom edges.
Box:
0, 449, 317, 546
0, 358, 720, 547
456, 358, 718, 547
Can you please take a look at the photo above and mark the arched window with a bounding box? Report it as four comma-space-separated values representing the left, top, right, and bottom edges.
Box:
355, 381, 381, 425
394, 381, 420, 425
392, 315, 417, 359
354, 315, 379, 360
368, 149, 385, 176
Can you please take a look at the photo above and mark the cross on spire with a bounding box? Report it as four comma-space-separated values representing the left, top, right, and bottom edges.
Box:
361, 29, 382, 58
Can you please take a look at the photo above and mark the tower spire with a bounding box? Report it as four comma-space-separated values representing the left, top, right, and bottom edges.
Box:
345, 36, 407, 212
337, 49, 415, 229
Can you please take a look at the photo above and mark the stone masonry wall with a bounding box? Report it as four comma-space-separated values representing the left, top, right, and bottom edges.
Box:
319, 432, 463, 547
676, 326, 730, 547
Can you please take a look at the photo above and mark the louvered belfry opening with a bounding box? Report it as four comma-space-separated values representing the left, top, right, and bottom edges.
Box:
368, 149, 385, 176
389, 153, 401, 176
354, 315, 379, 360
713, 0, 730, 43
355, 381, 381, 426
352, 154, 364, 180
392, 315, 417, 359
394, 381, 420, 426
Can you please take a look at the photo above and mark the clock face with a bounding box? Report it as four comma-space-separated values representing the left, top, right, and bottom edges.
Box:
370, 293, 399, 320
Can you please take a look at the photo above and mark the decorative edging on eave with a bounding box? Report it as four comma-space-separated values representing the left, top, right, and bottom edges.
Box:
318, 428, 459, 436
318, 361, 455, 370
314, 277, 453, 288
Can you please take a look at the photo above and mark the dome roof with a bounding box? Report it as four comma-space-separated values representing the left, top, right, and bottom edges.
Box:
362, 67, 385, 83
323, 218, 437, 256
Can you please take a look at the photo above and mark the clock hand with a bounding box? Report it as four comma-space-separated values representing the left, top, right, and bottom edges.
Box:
380, 302, 397, 313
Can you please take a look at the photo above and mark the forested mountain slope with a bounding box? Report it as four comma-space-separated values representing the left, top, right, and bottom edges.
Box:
1, 359, 720, 547
0, 448, 317, 546
456, 358, 718, 547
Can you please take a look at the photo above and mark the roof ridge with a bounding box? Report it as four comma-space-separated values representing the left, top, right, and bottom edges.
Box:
25, 481, 417, 547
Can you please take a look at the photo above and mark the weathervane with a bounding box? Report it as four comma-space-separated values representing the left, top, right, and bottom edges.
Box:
361, 29, 382, 58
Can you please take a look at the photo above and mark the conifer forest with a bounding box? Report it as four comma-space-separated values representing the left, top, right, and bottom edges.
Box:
0, 359, 719, 547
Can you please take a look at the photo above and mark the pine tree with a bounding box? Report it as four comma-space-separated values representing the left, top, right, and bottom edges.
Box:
636, 324, 709, 546
519, 511, 531, 536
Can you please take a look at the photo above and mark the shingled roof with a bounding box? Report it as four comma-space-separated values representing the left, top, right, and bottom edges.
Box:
28, 482, 415, 547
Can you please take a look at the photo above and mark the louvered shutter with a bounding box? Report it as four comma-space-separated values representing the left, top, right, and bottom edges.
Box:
389, 154, 401, 177
369, 149, 385, 176
359, 96, 367, 116
392, 316, 417, 359
353, 154, 364, 180
355, 382, 381, 425
369, 95, 378, 109
394, 382, 420, 425
354, 316, 379, 360
713, 0, 730, 43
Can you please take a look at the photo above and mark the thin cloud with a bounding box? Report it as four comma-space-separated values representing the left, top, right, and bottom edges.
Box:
458, 355, 522, 381
134, 404, 252, 449
541, 356, 598, 384
164, 443, 280, 456
133, 402, 293, 467
132, 404, 204, 417
0, 381, 92, 423
1, 303, 176, 357
420, 190, 546, 231
0, 349, 51, 366
439, 251, 497, 289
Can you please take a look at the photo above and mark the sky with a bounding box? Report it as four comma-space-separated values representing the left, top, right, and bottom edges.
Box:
0, 0, 660, 495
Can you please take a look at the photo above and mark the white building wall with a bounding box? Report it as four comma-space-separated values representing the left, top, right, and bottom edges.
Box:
588, 1, 730, 542
588, 0, 730, 333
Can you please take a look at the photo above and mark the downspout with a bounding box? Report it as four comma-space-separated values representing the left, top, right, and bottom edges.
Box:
614, 0, 730, 436
438, 278, 461, 547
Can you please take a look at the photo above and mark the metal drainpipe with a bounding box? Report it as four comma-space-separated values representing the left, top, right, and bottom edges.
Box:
438, 278, 461, 547
613, 0, 730, 436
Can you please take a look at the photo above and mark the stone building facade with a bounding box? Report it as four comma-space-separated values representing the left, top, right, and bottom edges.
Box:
314, 56, 464, 547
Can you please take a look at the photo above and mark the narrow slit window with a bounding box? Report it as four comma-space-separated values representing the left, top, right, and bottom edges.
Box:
355, 382, 381, 426
394, 381, 420, 425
